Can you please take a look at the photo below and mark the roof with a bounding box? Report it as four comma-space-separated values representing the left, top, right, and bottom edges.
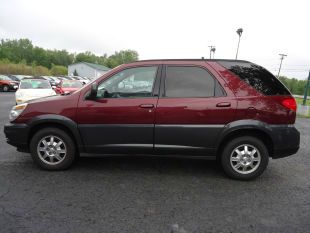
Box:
129, 59, 250, 63
69, 62, 111, 71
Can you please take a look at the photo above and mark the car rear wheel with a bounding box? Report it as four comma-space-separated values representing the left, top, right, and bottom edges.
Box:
2, 85, 9, 92
30, 128, 76, 170
221, 136, 269, 180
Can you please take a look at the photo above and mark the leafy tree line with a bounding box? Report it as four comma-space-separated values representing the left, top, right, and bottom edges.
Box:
0, 38, 139, 75
279, 76, 310, 96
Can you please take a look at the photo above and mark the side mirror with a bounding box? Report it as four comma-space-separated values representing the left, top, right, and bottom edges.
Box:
86, 82, 98, 100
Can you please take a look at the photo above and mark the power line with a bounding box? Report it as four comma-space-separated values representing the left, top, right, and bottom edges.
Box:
268, 68, 309, 71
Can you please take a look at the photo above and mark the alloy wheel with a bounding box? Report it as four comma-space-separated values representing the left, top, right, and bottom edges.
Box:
230, 144, 261, 174
37, 135, 67, 165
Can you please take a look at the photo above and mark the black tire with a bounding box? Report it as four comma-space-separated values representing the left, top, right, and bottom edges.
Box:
30, 128, 76, 170
221, 136, 269, 181
2, 85, 9, 92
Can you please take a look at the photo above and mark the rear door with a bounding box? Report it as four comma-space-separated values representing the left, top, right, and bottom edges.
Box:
154, 64, 237, 155
77, 65, 162, 154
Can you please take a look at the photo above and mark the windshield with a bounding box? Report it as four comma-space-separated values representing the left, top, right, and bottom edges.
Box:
0, 75, 13, 81
61, 80, 83, 88
20, 79, 52, 89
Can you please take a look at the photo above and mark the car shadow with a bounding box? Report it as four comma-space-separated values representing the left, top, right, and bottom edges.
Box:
71, 155, 224, 178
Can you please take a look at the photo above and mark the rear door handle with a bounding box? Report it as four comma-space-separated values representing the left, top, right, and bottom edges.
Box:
139, 104, 154, 109
216, 102, 231, 107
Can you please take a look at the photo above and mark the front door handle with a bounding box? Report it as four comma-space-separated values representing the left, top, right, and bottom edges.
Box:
139, 104, 154, 109
216, 102, 231, 107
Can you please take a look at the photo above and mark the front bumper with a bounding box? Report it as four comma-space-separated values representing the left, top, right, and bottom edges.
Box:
8, 84, 18, 91
4, 123, 30, 152
270, 125, 300, 159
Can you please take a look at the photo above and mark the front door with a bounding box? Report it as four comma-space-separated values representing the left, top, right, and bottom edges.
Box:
77, 66, 160, 154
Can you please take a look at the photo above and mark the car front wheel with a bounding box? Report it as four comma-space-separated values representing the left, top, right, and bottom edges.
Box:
30, 128, 76, 170
2, 85, 9, 92
221, 136, 269, 180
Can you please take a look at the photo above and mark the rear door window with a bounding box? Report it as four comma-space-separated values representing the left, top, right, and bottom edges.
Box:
164, 66, 218, 98
218, 61, 290, 95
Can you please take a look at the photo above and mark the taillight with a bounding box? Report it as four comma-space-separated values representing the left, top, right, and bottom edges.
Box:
281, 98, 297, 112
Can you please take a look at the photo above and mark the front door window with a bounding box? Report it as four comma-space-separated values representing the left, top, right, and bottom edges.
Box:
97, 66, 158, 98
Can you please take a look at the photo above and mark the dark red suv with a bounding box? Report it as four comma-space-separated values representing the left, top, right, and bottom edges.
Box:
4, 59, 300, 180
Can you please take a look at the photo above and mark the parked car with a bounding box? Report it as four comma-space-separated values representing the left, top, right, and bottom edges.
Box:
4, 59, 300, 180
54, 80, 83, 95
7, 74, 21, 82
42, 76, 60, 87
0, 75, 19, 92
50, 77, 61, 85
15, 77, 57, 104
69, 76, 90, 85
11, 75, 31, 81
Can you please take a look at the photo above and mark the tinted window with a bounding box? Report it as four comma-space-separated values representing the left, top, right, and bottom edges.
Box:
165, 66, 215, 97
97, 66, 157, 98
219, 61, 290, 95
0, 75, 12, 81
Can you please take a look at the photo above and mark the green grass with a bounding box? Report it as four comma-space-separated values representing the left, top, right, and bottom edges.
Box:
297, 114, 310, 119
295, 97, 310, 118
295, 97, 310, 106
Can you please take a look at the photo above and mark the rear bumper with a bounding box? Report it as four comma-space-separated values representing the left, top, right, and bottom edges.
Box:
4, 123, 30, 152
270, 125, 300, 159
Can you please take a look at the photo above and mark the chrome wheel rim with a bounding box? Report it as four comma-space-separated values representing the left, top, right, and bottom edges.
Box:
37, 135, 67, 165
3, 86, 8, 91
230, 144, 261, 175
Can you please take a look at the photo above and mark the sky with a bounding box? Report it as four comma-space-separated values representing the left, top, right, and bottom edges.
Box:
0, 0, 309, 80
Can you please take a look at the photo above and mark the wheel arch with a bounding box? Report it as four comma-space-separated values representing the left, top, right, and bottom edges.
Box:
27, 114, 84, 152
216, 120, 274, 157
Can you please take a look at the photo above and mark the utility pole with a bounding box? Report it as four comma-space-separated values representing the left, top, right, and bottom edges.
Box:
208, 46, 215, 59
235, 28, 243, 59
277, 54, 287, 78
303, 71, 310, 105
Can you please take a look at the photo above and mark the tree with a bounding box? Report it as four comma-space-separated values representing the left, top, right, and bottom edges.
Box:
0, 38, 139, 73
105, 50, 139, 68
75, 51, 97, 64
279, 76, 309, 95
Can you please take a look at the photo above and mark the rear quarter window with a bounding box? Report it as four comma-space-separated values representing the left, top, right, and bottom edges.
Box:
218, 61, 290, 96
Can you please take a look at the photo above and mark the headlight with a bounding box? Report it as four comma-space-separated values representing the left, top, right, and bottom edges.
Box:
9, 103, 28, 122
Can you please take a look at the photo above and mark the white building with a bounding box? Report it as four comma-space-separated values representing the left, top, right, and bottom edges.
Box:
68, 62, 111, 79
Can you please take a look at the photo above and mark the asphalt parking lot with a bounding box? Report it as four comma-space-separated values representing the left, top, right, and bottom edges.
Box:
0, 92, 309, 233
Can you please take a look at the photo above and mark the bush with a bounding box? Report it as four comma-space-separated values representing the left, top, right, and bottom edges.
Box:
0, 61, 50, 76
50, 65, 68, 75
